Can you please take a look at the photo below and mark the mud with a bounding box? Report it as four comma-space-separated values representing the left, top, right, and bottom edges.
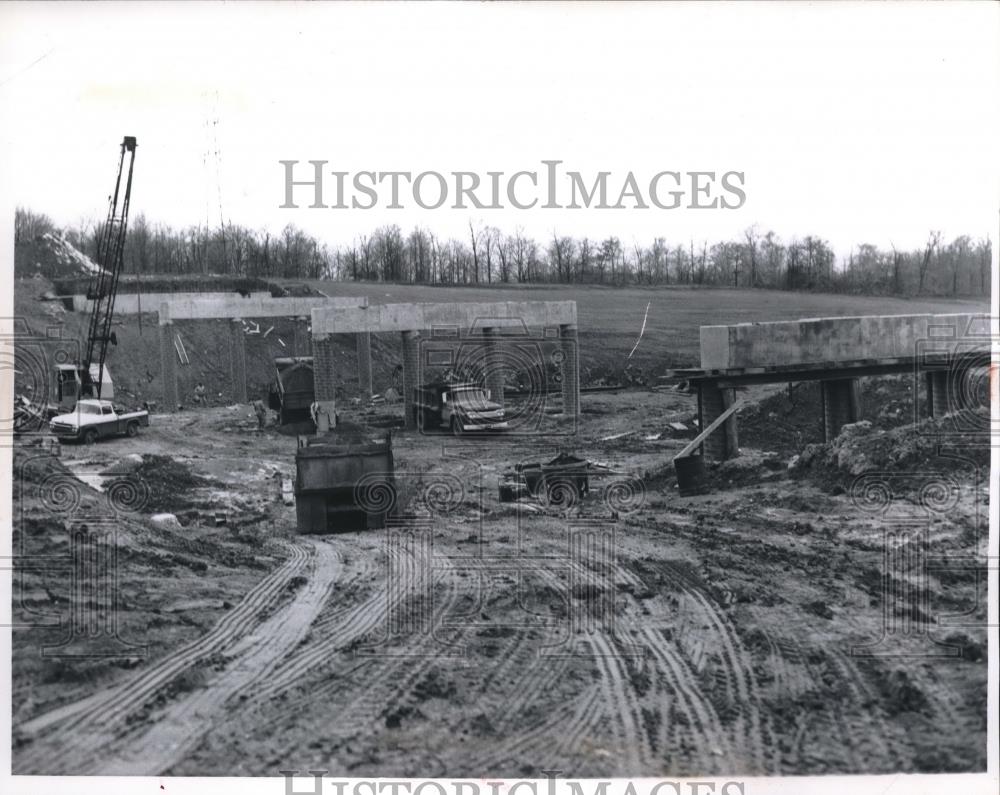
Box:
11, 382, 988, 777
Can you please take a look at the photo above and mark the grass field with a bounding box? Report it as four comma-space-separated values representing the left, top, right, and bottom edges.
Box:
297, 279, 989, 370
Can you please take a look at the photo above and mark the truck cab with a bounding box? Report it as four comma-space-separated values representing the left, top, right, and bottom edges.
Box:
55, 363, 114, 409
414, 382, 508, 434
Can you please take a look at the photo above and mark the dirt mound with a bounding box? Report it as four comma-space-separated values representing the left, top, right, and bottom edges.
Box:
15, 234, 100, 280
791, 408, 989, 487
738, 376, 916, 457
106, 455, 215, 513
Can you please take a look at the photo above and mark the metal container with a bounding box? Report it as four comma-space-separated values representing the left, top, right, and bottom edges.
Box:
294, 430, 395, 533
674, 454, 709, 497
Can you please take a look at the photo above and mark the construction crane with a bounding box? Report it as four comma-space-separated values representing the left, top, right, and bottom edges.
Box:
56, 136, 137, 407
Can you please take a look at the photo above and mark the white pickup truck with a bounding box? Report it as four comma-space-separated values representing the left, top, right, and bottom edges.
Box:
49, 399, 150, 444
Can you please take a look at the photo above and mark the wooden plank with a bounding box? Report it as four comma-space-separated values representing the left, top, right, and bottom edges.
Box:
673, 398, 746, 462
175, 334, 190, 364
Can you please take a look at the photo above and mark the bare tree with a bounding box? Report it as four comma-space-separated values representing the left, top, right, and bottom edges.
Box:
743, 225, 760, 287
14, 207, 55, 244
917, 230, 941, 294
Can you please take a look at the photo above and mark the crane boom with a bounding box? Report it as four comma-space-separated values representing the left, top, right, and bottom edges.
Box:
81, 136, 137, 397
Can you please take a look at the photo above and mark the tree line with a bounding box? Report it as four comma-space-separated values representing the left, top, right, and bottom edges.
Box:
15, 207, 992, 296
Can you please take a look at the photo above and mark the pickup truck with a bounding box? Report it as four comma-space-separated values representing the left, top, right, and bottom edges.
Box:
414, 382, 508, 434
49, 399, 150, 444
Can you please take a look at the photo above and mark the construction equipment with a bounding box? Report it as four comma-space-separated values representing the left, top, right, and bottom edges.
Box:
294, 427, 395, 533
267, 356, 315, 425
56, 136, 137, 408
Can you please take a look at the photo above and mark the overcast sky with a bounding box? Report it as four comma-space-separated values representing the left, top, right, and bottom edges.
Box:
1, 1, 997, 261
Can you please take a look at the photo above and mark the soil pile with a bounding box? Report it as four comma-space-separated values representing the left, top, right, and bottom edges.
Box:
738, 376, 917, 457
105, 455, 215, 514
15, 234, 100, 279
791, 407, 989, 486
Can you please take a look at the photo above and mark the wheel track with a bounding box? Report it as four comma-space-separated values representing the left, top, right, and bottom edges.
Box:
589, 631, 653, 774
252, 538, 419, 723
827, 650, 910, 771
662, 562, 774, 774
640, 626, 730, 773
246, 541, 392, 707
260, 541, 463, 755
16, 539, 312, 774
475, 685, 601, 774
84, 540, 342, 775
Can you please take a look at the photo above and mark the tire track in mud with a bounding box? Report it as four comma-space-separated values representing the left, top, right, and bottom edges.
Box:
586, 631, 655, 774
467, 558, 646, 773
90, 541, 342, 775
827, 651, 911, 772
556, 547, 694, 775
251, 539, 466, 768
474, 541, 657, 775
640, 626, 729, 774
450, 560, 580, 774
748, 629, 812, 769
251, 537, 421, 723
477, 685, 602, 774
15, 538, 313, 775
244, 541, 386, 707
662, 561, 774, 775
338, 555, 466, 732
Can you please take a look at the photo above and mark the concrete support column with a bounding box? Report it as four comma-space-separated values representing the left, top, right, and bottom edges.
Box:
158, 322, 178, 411
560, 323, 580, 420
312, 334, 337, 432
926, 370, 950, 417
229, 319, 248, 404
357, 331, 373, 397
821, 378, 860, 441
401, 330, 420, 430
293, 316, 312, 357
482, 327, 505, 409
699, 381, 739, 461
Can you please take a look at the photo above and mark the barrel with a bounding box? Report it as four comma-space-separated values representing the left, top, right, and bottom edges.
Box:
674, 454, 709, 497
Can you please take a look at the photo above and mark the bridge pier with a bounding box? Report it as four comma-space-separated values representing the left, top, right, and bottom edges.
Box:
401, 330, 420, 430
821, 378, 860, 441
357, 331, 373, 397
560, 323, 580, 420
229, 319, 249, 404
925, 370, 951, 417
158, 322, 178, 410
483, 327, 505, 410
698, 381, 739, 461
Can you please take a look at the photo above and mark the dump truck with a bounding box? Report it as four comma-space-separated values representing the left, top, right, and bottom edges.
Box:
267, 356, 315, 425
414, 381, 508, 434
294, 427, 395, 533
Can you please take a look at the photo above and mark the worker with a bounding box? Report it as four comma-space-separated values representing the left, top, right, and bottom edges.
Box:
253, 399, 267, 431
193, 382, 207, 405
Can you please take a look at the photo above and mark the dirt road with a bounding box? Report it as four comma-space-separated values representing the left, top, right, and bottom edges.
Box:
12, 388, 989, 776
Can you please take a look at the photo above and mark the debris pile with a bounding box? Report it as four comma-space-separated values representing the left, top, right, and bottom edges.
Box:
791, 408, 989, 485
104, 454, 214, 513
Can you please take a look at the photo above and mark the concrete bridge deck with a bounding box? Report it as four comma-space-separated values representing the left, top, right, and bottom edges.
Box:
669, 313, 992, 460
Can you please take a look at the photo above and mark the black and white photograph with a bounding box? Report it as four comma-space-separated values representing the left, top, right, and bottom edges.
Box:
0, 2, 996, 793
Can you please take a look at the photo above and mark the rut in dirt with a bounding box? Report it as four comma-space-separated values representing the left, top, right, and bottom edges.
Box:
14, 538, 335, 776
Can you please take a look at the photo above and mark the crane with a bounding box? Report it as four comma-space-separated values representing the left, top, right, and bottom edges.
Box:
56, 136, 137, 406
